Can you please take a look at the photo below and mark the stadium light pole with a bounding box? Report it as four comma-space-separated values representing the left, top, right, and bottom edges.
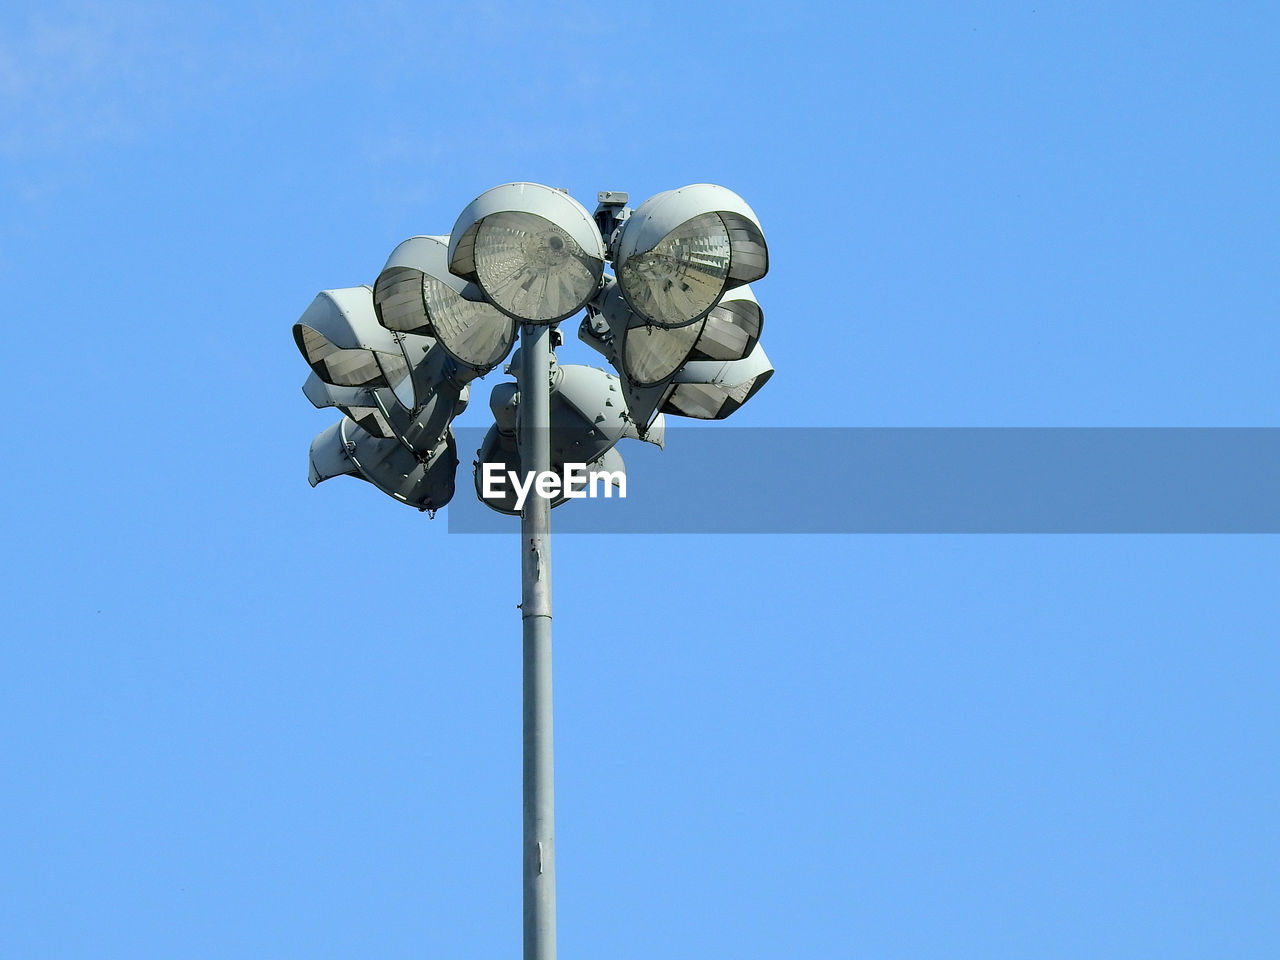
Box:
295, 181, 770, 960
518, 320, 556, 960
448, 182, 608, 960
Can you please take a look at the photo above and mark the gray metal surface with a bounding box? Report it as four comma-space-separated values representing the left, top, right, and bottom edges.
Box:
306, 416, 458, 510
518, 321, 556, 960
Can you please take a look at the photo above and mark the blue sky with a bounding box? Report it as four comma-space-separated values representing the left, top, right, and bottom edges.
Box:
2, 2, 1277, 958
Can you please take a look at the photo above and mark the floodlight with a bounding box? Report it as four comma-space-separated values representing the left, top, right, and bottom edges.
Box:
295, 286, 477, 485
613, 184, 767, 328
293, 287, 419, 410
663, 342, 774, 420
687, 284, 763, 362
295, 323, 405, 389
578, 294, 678, 430
374, 235, 516, 371
292, 181, 774, 960
448, 183, 605, 323
585, 279, 703, 384
308, 416, 458, 511
307, 421, 360, 486
579, 277, 772, 428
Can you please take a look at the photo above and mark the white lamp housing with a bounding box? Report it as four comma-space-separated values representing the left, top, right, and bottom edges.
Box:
448, 183, 606, 324
613, 184, 768, 328
687, 284, 764, 362
296, 286, 471, 463
579, 278, 769, 428
663, 342, 774, 420
374, 235, 516, 371
302, 371, 398, 440
293, 287, 422, 411
308, 416, 458, 512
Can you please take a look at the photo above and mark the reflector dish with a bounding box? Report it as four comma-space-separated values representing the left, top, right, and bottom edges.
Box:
373, 265, 434, 335
293, 324, 408, 390
689, 284, 763, 362
591, 278, 707, 386
449, 183, 605, 324
617, 211, 730, 327
474, 212, 600, 322
623, 319, 705, 386
614, 184, 768, 327
374, 236, 515, 371
425, 270, 516, 368
293, 287, 423, 411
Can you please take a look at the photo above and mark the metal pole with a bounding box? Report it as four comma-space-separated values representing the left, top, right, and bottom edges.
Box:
518, 322, 556, 960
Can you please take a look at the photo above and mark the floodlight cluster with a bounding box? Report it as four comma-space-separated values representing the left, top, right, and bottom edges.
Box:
292, 182, 773, 514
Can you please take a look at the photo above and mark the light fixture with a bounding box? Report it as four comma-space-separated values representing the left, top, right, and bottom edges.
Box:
374, 235, 516, 371
308, 417, 458, 512
293, 287, 421, 412
579, 280, 769, 428
292, 181, 771, 960
293, 286, 473, 510
687, 283, 763, 362
448, 182, 606, 324
612, 183, 767, 328
662, 342, 774, 420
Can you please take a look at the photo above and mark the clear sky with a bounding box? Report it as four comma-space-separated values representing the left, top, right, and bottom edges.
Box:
2, 2, 1277, 958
